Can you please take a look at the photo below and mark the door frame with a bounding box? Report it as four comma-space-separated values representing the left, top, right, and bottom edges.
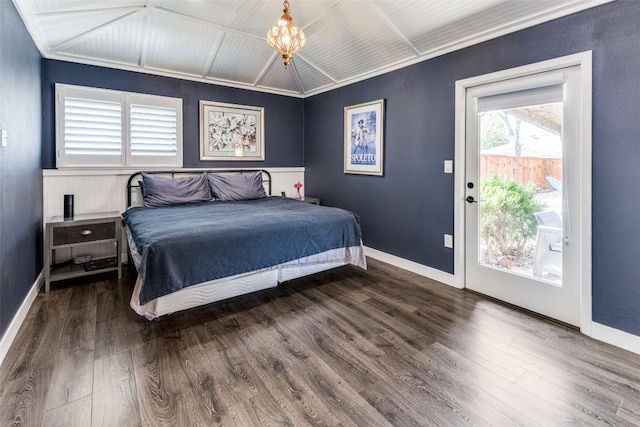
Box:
453, 51, 593, 335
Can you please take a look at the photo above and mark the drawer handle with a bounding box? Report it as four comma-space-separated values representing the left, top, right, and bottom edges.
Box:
81, 230, 92, 236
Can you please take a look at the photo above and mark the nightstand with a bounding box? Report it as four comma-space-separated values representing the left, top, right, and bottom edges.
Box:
300, 196, 320, 205
44, 212, 122, 292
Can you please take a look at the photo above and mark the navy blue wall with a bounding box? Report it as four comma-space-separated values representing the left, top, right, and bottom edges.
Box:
305, 1, 640, 336
6, 0, 640, 340
0, 1, 43, 337
42, 60, 304, 169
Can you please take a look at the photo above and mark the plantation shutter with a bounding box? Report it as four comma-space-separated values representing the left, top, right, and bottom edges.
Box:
57, 86, 124, 166
63, 97, 122, 157
56, 84, 182, 167
130, 104, 178, 163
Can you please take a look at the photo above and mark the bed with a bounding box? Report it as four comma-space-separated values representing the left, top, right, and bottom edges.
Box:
122, 169, 366, 319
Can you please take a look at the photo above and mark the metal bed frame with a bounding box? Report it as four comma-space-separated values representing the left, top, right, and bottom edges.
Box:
122, 168, 365, 319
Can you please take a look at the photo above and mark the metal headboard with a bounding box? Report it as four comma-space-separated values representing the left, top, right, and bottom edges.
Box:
126, 169, 272, 208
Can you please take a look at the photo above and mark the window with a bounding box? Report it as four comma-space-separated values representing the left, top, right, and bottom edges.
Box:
56, 84, 183, 167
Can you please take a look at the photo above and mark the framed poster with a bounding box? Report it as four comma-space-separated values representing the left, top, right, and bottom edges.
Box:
344, 99, 384, 175
200, 101, 265, 161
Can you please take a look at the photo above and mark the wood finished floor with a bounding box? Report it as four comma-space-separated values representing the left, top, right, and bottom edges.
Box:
2, 258, 640, 426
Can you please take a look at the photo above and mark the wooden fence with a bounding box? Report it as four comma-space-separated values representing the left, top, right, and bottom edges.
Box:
480, 154, 562, 190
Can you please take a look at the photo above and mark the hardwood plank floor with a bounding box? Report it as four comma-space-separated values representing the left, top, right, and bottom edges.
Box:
1, 258, 640, 426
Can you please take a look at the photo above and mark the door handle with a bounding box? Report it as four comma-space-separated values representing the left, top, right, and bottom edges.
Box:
466, 196, 477, 204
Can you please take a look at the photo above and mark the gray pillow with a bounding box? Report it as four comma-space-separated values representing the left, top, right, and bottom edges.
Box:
208, 171, 267, 201
141, 172, 211, 207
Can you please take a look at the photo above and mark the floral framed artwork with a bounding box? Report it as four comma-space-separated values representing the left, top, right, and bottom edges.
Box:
344, 99, 384, 175
199, 101, 265, 161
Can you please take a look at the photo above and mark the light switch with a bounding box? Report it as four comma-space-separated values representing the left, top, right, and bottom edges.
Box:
444, 160, 453, 173
444, 234, 453, 248
1, 129, 7, 148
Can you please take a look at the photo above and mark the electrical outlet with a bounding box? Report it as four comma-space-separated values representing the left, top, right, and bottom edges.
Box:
444, 234, 453, 248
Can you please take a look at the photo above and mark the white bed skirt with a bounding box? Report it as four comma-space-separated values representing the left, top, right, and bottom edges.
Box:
126, 226, 366, 319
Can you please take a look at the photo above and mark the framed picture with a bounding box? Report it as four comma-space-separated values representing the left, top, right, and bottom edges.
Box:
344, 99, 384, 175
200, 101, 265, 161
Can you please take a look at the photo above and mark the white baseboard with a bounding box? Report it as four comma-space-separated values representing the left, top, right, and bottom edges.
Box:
364, 246, 459, 288
591, 322, 640, 356
0, 271, 43, 367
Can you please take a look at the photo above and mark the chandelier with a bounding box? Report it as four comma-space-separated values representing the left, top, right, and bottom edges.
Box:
266, 0, 306, 69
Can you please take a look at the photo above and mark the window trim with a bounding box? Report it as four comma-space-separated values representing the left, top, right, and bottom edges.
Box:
55, 84, 183, 168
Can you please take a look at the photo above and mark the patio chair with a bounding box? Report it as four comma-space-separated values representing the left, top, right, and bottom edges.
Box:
533, 210, 562, 278
546, 176, 562, 191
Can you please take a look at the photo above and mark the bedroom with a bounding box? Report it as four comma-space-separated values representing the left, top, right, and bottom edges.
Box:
1, 0, 640, 424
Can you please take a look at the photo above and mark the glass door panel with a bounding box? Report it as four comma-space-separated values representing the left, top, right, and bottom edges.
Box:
477, 104, 563, 285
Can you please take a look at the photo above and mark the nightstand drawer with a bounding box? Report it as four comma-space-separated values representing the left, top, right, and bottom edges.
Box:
52, 221, 116, 246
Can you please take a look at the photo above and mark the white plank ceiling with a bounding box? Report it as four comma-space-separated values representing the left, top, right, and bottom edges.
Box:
14, 0, 613, 97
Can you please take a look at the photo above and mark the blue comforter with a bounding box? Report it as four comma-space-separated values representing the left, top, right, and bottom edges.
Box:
122, 197, 362, 304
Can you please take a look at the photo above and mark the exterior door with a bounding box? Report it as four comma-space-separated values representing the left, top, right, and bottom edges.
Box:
465, 66, 583, 326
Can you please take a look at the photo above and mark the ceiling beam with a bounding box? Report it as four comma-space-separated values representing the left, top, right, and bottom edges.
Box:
300, 0, 343, 30
137, 2, 161, 68
289, 60, 306, 95
371, 1, 421, 56
253, 53, 280, 88
153, 5, 265, 42
50, 8, 145, 53
34, 6, 142, 18
202, 33, 227, 79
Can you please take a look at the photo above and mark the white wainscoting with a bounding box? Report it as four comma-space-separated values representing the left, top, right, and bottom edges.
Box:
43, 167, 305, 262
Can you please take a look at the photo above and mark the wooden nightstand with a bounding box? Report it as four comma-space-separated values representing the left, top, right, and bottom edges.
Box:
300, 196, 320, 205
44, 212, 122, 292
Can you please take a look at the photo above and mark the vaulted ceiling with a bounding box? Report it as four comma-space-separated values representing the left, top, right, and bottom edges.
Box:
14, 0, 612, 97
